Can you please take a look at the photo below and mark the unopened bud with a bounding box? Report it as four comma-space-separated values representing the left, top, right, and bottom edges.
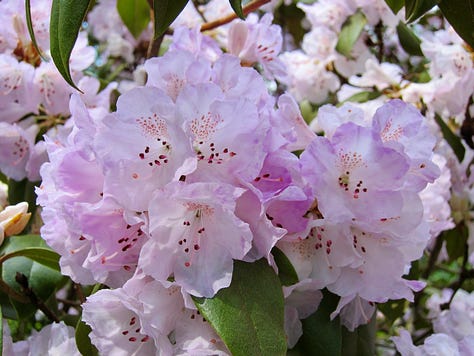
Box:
0, 202, 31, 244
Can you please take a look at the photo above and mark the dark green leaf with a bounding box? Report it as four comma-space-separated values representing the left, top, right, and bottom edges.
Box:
0, 235, 63, 319
405, 0, 439, 22
443, 224, 468, 262
296, 289, 342, 356
341, 313, 376, 356
439, 0, 474, 49
434, 114, 465, 162
396, 21, 423, 56
272, 247, 299, 286
336, 11, 367, 58
153, 0, 189, 39
343, 91, 382, 104
50, 0, 92, 91
229, 0, 245, 19
193, 259, 286, 356
25, 0, 47, 61
385, 0, 404, 13
76, 320, 99, 356
117, 0, 151, 39
0, 248, 60, 271
378, 300, 406, 325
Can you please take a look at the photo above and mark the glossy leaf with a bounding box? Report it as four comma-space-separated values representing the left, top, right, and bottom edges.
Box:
378, 300, 406, 326
405, 0, 439, 22
343, 91, 382, 104
396, 21, 423, 56
193, 259, 286, 356
25, 0, 46, 61
0, 235, 64, 319
296, 289, 342, 355
336, 11, 367, 58
76, 320, 99, 356
341, 312, 376, 356
0, 248, 60, 271
434, 114, 465, 162
443, 223, 469, 262
229, 0, 245, 19
153, 0, 189, 39
50, 0, 92, 91
272, 247, 299, 286
439, 0, 474, 49
117, 0, 151, 39
384, 0, 404, 13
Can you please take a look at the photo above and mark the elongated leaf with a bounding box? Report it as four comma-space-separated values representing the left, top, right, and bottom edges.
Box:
384, 0, 404, 13
0, 248, 60, 271
272, 247, 299, 286
405, 0, 439, 22
439, 0, 474, 49
117, 0, 151, 39
76, 320, 99, 356
25, 0, 46, 61
434, 114, 465, 162
50, 0, 92, 90
229, 0, 245, 19
0, 235, 64, 319
341, 312, 376, 356
193, 259, 286, 356
336, 11, 367, 58
396, 21, 423, 56
296, 289, 342, 355
443, 223, 469, 262
343, 91, 382, 104
153, 0, 189, 39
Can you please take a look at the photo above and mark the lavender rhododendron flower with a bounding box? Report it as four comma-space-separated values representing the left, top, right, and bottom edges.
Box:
1, 0, 463, 352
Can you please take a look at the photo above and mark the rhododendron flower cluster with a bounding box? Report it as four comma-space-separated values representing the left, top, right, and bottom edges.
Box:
278, 99, 439, 330
0, 0, 472, 354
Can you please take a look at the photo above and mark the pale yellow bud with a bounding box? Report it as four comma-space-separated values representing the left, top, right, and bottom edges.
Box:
0, 202, 31, 245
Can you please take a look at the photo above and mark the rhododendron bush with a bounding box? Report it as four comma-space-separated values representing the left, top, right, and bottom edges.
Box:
0, 0, 473, 354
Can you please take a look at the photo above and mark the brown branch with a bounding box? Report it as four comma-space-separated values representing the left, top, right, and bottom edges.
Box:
15, 272, 59, 322
200, 0, 271, 32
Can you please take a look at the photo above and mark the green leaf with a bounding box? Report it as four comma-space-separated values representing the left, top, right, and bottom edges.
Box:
384, 0, 404, 13
439, 0, 474, 49
443, 224, 468, 262
434, 114, 465, 162
296, 289, 342, 355
76, 320, 99, 356
0, 235, 63, 319
272, 247, 299, 286
153, 0, 189, 39
117, 0, 151, 39
341, 313, 376, 356
229, 0, 245, 19
50, 0, 92, 91
396, 21, 423, 56
343, 91, 382, 104
193, 259, 286, 356
25, 0, 47, 61
336, 11, 367, 58
0, 248, 60, 271
405, 0, 439, 22
378, 300, 406, 325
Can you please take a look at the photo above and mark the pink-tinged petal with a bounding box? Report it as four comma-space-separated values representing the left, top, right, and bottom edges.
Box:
330, 295, 376, 331
82, 288, 165, 355
139, 182, 252, 297
95, 87, 196, 211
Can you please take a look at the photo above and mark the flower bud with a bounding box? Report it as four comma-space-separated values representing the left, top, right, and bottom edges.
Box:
0, 202, 31, 244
